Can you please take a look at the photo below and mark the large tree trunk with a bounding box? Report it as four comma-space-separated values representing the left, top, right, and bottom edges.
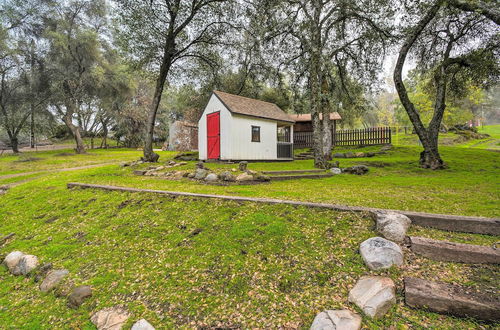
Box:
322, 114, 332, 160
62, 102, 86, 154
393, 1, 446, 169
8, 134, 19, 153
143, 45, 174, 163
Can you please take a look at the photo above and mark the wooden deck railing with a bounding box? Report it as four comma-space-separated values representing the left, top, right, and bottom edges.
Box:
293, 127, 391, 148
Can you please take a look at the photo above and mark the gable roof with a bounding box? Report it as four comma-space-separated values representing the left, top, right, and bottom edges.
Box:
290, 113, 342, 122
213, 90, 295, 123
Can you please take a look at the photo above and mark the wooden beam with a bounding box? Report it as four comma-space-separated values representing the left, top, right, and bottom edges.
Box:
404, 277, 500, 321
409, 236, 500, 264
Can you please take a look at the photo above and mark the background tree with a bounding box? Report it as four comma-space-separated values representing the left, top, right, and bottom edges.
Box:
393, 0, 499, 169
45, 0, 107, 154
254, 0, 394, 167
116, 0, 240, 162
0, 0, 49, 153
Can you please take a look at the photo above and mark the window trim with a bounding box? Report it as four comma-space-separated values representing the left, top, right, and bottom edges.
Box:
251, 125, 261, 142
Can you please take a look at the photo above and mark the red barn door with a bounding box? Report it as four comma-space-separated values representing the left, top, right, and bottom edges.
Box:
206, 112, 220, 159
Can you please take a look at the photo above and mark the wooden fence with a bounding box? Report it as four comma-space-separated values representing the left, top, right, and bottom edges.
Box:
293, 127, 391, 148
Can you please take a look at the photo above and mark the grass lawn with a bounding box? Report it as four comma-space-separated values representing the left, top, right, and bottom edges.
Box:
394, 124, 500, 150
0, 139, 499, 328
1, 173, 498, 328
31, 145, 497, 217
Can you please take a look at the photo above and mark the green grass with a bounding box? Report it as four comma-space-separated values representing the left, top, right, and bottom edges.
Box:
1, 173, 498, 328
0, 148, 175, 176
0, 143, 498, 328
57, 145, 499, 217
394, 124, 500, 150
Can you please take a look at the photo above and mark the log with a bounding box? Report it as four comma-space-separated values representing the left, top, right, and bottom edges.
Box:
404, 277, 500, 321
409, 236, 500, 264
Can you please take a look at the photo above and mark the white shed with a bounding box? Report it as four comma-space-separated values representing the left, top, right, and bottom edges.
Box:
198, 91, 295, 161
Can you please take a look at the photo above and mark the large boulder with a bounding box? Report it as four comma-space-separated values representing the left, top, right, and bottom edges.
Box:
310, 309, 362, 330
204, 173, 218, 182
236, 172, 253, 182
67, 285, 92, 308
91, 307, 129, 330
3, 251, 24, 272
12, 255, 39, 276
131, 319, 155, 330
360, 237, 403, 270
373, 211, 411, 243
194, 168, 208, 180
40, 269, 69, 292
348, 276, 396, 319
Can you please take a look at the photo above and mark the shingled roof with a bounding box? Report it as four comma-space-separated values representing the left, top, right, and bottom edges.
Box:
290, 113, 342, 122
213, 90, 295, 123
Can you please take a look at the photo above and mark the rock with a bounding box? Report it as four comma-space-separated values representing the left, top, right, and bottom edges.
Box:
236, 172, 253, 182
355, 152, 365, 158
310, 309, 362, 330
366, 152, 376, 157
131, 319, 155, 330
404, 277, 500, 321
348, 276, 396, 319
67, 285, 92, 308
178, 162, 187, 166
168, 160, 176, 166
187, 173, 195, 178
373, 211, 411, 243
40, 269, 69, 292
133, 170, 147, 176
194, 168, 208, 180
12, 255, 39, 276
343, 165, 369, 175
205, 173, 218, 182
246, 169, 257, 175
380, 144, 392, 151
360, 237, 403, 270
144, 170, 156, 176
155, 166, 165, 171
254, 173, 270, 182
34, 262, 53, 282
219, 171, 236, 182
196, 161, 205, 169
91, 307, 129, 330
333, 152, 345, 158
330, 168, 342, 175
345, 152, 355, 158
3, 251, 24, 272
172, 171, 185, 179
231, 168, 237, 172
238, 161, 248, 171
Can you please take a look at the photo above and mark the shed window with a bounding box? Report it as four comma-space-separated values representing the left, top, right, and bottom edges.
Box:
251, 126, 260, 142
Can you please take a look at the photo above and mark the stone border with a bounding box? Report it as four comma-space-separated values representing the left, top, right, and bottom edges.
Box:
66, 183, 499, 235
